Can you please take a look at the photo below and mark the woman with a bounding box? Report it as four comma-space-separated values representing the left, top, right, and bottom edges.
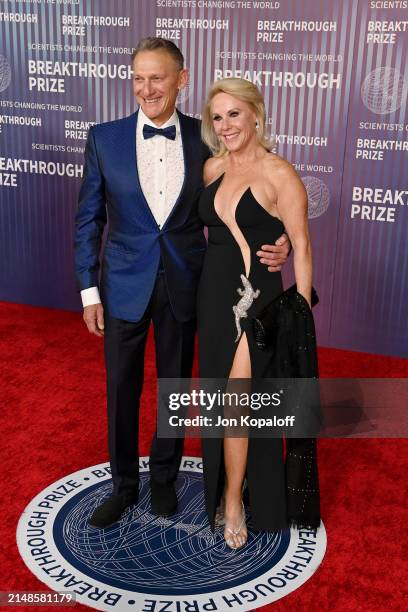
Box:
197, 77, 313, 549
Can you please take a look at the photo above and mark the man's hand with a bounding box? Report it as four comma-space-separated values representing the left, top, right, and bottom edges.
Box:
257, 233, 291, 272
83, 303, 105, 337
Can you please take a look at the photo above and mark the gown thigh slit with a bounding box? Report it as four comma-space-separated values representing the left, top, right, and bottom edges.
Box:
229, 331, 251, 378
198, 174, 289, 532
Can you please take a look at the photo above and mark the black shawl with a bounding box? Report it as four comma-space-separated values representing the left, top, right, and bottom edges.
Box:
252, 285, 321, 529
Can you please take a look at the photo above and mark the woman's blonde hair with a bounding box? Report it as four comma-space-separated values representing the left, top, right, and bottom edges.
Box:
201, 77, 272, 157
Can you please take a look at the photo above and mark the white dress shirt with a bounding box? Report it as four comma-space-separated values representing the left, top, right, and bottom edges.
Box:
80, 107, 185, 308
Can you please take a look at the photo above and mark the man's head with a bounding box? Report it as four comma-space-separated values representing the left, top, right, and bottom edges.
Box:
132, 38, 188, 126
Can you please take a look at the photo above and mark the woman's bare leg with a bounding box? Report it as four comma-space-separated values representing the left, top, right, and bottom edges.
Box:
223, 333, 250, 548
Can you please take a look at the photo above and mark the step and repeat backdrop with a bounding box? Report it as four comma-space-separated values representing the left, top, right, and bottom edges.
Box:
0, 0, 407, 357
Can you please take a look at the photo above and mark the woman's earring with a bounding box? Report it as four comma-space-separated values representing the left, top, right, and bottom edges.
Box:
255, 121, 259, 130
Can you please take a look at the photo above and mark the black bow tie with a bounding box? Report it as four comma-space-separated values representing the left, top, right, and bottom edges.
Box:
143, 124, 176, 141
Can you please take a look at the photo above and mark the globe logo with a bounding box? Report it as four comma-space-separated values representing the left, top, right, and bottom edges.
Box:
361, 67, 407, 115
0, 55, 11, 92
56, 472, 287, 595
301, 176, 330, 219
17, 459, 327, 611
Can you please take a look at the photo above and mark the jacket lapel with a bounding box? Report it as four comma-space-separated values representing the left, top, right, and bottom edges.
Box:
161, 109, 193, 230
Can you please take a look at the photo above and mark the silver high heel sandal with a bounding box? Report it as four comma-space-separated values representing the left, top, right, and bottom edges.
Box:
224, 501, 247, 549
216, 479, 247, 528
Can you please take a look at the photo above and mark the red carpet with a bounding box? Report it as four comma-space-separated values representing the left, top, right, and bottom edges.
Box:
1, 301, 407, 611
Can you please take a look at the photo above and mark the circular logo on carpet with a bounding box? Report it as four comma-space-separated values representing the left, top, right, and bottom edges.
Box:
17, 457, 326, 611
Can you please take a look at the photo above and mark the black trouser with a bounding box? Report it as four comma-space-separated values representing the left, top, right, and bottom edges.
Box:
104, 274, 196, 496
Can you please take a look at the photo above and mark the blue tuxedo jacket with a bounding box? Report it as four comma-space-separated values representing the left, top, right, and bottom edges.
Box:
74, 109, 210, 322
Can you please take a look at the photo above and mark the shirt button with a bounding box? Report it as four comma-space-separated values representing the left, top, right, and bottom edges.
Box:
160, 191, 163, 195
160, 158, 163, 162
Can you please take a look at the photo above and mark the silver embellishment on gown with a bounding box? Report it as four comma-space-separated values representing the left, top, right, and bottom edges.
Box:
233, 274, 260, 342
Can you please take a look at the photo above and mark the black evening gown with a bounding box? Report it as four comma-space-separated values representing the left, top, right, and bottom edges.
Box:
197, 173, 289, 531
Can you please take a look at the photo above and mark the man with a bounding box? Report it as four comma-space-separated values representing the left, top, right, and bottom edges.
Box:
75, 37, 290, 528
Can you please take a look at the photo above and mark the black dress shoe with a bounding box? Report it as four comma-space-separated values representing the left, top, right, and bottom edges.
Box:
88, 492, 138, 528
150, 481, 178, 517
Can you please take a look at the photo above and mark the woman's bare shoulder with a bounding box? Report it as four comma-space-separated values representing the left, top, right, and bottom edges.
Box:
262, 152, 296, 176
203, 157, 225, 186
263, 153, 304, 187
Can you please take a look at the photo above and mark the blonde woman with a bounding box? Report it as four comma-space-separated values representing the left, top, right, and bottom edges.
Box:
197, 78, 312, 548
